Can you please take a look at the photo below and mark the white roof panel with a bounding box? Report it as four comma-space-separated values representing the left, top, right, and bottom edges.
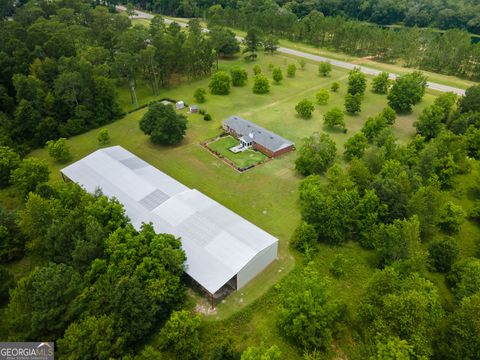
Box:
61, 146, 278, 294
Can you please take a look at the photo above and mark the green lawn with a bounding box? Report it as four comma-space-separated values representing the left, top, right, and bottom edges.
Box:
207, 136, 267, 169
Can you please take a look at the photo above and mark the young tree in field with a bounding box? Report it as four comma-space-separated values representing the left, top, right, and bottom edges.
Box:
344, 93, 362, 114
324, 107, 346, 131
428, 237, 459, 273
209, 71, 231, 95
241, 345, 281, 360
380, 106, 397, 125
253, 64, 262, 75
318, 61, 332, 76
10, 158, 50, 196
362, 116, 388, 142
348, 68, 367, 97
194, 88, 207, 103
295, 99, 315, 119
330, 82, 340, 92
252, 74, 270, 94
344, 132, 368, 160
160, 310, 201, 360
272, 67, 283, 84
315, 89, 329, 105
263, 35, 279, 54
139, 103, 187, 145
298, 58, 306, 70
290, 222, 318, 254
372, 72, 390, 94
97, 129, 111, 146
414, 105, 445, 140
330, 254, 347, 278
445, 293, 480, 359
230, 66, 248, 87
46, 138, 71, 163
279, 264, 341, 351
437, 201, 465, 234
295, 133, 336, 175
388, 72, 427, 113
287, 64, 296, 77
243, 27, 263, 61
0, 146, 20, 188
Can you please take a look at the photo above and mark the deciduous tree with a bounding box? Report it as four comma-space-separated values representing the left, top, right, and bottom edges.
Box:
139, 103, 187, 145
209, 71, 231, 95
295, 99, 315, 119
295, 133, 336, 175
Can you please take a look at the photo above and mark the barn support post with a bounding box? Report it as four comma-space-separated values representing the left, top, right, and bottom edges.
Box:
210, 294, 215, 310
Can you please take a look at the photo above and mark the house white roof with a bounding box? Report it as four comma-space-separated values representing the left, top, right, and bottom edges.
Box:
61, 146, 278, 294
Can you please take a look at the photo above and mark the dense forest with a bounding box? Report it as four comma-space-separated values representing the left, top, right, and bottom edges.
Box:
0, 0, 216, 154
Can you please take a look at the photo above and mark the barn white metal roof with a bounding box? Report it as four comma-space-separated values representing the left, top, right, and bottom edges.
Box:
61, 146, 278, 294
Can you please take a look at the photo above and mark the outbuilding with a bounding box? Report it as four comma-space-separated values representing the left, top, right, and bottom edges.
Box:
61, 146, 278, 306
176, 101, 185, 109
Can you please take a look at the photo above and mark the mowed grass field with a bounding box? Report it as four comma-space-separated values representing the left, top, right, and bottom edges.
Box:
17, 52, 466, 358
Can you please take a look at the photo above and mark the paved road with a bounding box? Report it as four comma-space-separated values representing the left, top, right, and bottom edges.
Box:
118, 6, 466, 96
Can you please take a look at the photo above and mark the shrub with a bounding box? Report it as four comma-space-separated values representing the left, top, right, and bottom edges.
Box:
230, 67, 248, 87
204, 113, 212, 121
272, 67, 283, 84
209, 71, 231, 95
330, 254, 346, 278
252, 74, 270, 94
290, 222, 318, 254
344, 132, 368, 160
428, 237, 459, 273
318, 61, 332, 76
97, 129, 110, 146
298, 58, 306, 70
324, 107, 345, 131
194, 88, 207, 103
372, 72, 390, 94
344, 93, 362, 114
46, 138, 71, 163
287, 64, 296, 77
437, 202, 465, 235
295, 99, 315, 119
253, 64, 262, 75
315, 89, 329, 105
330, 82, 340, 92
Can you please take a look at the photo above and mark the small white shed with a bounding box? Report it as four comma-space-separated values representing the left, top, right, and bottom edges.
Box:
176, 101, 185, 109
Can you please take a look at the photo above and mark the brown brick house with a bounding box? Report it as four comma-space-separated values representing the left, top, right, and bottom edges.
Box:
222, 116, 295, 157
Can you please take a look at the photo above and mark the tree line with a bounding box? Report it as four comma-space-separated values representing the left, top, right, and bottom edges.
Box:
120, 0, 480, 34
0, 0, 218, 154
206, 1, 480, 81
